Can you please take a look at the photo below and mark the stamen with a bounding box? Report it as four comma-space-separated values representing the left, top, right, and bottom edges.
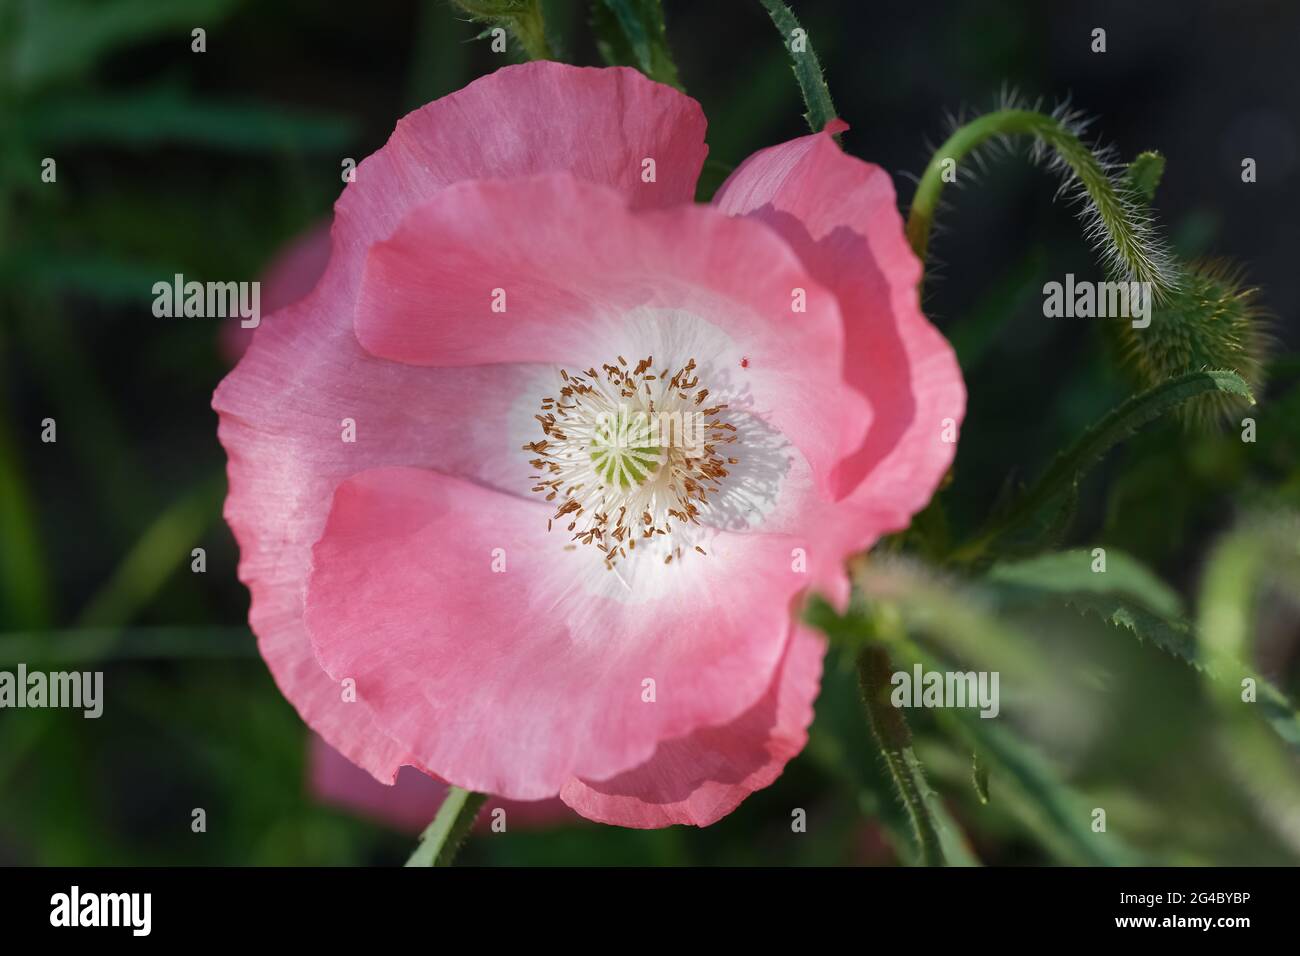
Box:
522, 355, 736, 569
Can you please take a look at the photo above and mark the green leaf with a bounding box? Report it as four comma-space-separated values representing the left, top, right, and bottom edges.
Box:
0, 627, 255, 666
591, 0, 682, 90
987, 548, 1183, 619
1195, 516, 1300, 851
22, 87, 356, 152
10, 0, 244, 92
883, 633, 1143, 865
954, 370, 1255, 563
1070, 589, 1300, 751
997, 563, 1300, 757
891, 632, 1143, 864
77, 473, 226, 628
757, 0, 837, 134
971, 751, 990, 805
850, 558, 1056, 689
0, 400, 52, 629
5, 249, 174, 305
941, 701, 1142, 865
840, 562, 1145, 863
1067, 594, 1200, 669
1125, 150, 1166, 203
406, 787, 488, 867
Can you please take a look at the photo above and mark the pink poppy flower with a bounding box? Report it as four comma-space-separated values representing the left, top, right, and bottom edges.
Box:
220, 222, 332, 364
308, 734, 573, 834
213, 62, 964, 828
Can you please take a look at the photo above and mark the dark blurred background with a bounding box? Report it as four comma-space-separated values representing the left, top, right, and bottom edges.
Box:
1, 0, 1297, 865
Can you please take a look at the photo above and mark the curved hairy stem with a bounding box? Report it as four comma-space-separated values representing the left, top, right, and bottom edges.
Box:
856, 644, 946, 865
907, 106, 1180, 302
758, 0, 837, 134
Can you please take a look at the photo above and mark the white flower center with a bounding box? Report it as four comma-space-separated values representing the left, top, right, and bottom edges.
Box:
524, 356, 738, 568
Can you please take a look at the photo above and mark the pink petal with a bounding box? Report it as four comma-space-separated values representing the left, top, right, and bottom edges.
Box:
331, 61, 706, 297
309, 733, 446, 833
559, 625, 825, 828
213, 62, 708, 783
715, 123, 966, 547
221, 222, 331, 364
353, 173, 868, 495
308, 734, 573, 835
303, 466, 814, 800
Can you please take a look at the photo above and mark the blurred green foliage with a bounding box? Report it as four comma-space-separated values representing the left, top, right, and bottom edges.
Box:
1, 0, 1298, 866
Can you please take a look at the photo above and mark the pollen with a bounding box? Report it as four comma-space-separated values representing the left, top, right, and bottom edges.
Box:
523, 356, 736, 569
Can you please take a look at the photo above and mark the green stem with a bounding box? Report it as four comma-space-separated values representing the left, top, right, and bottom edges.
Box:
758, 0, 837, 134
405, 787, 488, 867
510, 6, 553, 60
856, 644, 945, 866
950, 369, 1252, 565
906, 108, 1177, 301
453, 1, 554, 60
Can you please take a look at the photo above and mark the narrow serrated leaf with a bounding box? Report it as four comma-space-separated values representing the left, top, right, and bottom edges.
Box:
592, 0, 681, 89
